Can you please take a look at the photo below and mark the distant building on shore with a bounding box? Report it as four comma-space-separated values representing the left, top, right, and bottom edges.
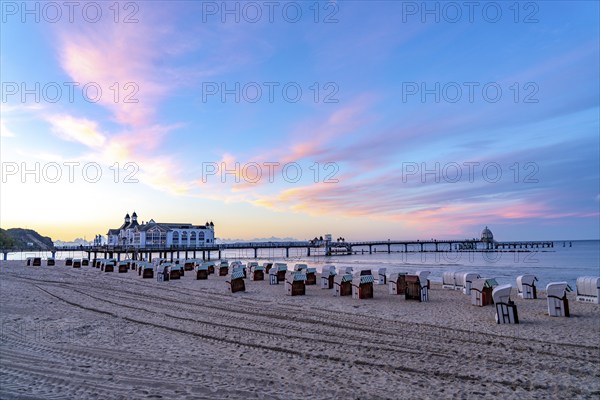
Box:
107, 212, 215, 248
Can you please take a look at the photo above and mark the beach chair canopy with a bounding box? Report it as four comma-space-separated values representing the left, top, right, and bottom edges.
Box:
546, 282, 572, 297
334, 273, 352, 284
293, 271, 307, 281
576, 276, 600, 297
492, 284, 513, 304
231, 265, 244, 274
455, 272, 480, 287
275, 263, 288, 271
157, 264, 168, 273
472, 278, 499, 292
322, 265, 336, 275
416, 270, 431, 282
358, 275, 374, 284
442, 271, 456, 285
516, 275, 537, 290
339, 273, 353, 283
294, 263, 308, 271
230, 270, 245, 280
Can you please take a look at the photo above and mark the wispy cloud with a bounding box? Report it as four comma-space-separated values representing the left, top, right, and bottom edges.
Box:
47, 115, 106, 147
0, 121, 15, 138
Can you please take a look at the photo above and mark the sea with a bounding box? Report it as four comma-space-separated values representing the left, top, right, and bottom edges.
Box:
6, 240, 599, 289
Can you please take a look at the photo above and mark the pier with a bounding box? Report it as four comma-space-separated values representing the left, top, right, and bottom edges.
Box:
1, 239, 554, 261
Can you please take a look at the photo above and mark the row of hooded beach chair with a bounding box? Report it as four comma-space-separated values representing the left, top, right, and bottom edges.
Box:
25, 257, 90, 267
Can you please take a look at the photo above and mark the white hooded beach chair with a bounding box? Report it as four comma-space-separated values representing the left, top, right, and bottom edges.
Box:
546, 282, 572, 317
156, 263, 170, 282
285, 271, 306, 296
227, 268, 246, 293
416, 270, 430, 290
343, 267, 353, 274
246, 261, 258, 277
442, 271, 456, 290
334, 273, 353, 297
493, 284, 519, 324
139, 262, 154, 279
456, 272, 480, 295
251, 265, 265, 281
321, 265, 336, 289
378, 268, 387, 285
471, 278, 498, 306
269, 267, 279, 285
274, 263, 288, 283
195, 263, 209, 280
388, 273, 407, 295
352, 270, 374, 299
516, 275, 538, 299
405, 272, 429, 302
218, 260, 229, 276
575, 276, 600, 304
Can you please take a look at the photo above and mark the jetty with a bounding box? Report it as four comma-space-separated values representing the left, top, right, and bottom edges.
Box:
1, 238, 554, 261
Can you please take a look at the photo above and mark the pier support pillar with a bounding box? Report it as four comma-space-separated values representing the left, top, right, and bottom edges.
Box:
369, 245, 372, 254
307, 247, 310, 257
3, 252, 6, 261
218, 250, 221, 259
286, 248, 289, 258
387, 244, 390, 253
254, 248, 258, 258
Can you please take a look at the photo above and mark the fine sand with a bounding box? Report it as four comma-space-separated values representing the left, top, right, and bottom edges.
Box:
0, 260, 598, 399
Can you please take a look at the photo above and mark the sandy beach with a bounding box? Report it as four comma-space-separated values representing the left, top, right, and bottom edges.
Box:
1, 260, 598, 399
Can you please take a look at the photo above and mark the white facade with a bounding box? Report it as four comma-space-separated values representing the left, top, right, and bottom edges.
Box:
107, 212, 215, 248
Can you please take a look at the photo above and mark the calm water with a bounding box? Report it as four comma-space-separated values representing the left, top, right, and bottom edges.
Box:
7, 240, 599, 289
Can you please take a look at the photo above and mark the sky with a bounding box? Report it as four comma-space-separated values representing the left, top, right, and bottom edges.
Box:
1, 1, 599, 242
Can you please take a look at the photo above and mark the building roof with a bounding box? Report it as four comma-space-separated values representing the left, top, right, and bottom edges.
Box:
481, 226, 494, 242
